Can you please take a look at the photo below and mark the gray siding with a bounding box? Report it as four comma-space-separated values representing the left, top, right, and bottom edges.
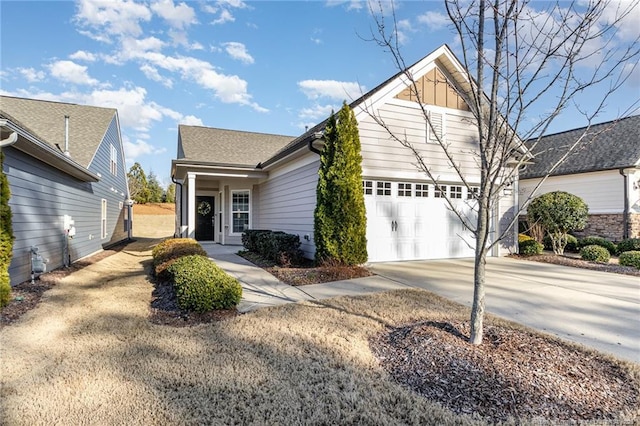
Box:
5, 116, 129, 285
257, 156, 319, 258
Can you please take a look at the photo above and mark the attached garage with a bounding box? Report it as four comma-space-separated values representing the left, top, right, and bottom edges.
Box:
364, 179, 477, 262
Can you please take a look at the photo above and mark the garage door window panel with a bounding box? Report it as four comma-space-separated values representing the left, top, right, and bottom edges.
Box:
376, 181, 392, 196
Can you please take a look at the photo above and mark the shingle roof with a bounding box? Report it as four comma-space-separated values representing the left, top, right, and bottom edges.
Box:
0, 95, 116, 168
177, 125, 295, 166
521, 115, 640, 179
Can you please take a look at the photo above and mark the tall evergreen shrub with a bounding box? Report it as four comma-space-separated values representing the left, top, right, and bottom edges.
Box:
314, 102, 368, 265
0, 151, 14, 307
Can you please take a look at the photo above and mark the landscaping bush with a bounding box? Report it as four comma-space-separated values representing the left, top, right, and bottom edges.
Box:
577, 236, 617, 255
242, 229, 271, 253
249, 230, 303, 266
543, 234, 578, 253
519, 239, 543, 255
0, 270, 10, 309
152, 238, 207, 267
616, 238, 640, 254
518, 233, 532, 243
580, 245, 611, 263
618, 251, 640, 269
167, 255, 242, 312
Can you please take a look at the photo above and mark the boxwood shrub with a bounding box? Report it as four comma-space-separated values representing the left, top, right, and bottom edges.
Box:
242, 230, 303, 266
241, 229, 271, 253
519, 239, 543, 255
616, 238, 640, 254
580, 245, 611, 263
619, 251, 640, 269
577, 236, 617, 255
167, 255, 242, 312
152, 238, 208, 278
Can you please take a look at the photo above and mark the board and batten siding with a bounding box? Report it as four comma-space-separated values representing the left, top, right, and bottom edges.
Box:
358, 99, 480, 183
519, 170, 625, 214
257, 153, 320, 258
5, 116, 130, 285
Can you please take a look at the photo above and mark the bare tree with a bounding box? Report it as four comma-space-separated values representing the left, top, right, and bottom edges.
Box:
365, 0, 639, 344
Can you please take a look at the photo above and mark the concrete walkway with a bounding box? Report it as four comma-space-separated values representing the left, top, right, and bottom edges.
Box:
201, 243, 640, 363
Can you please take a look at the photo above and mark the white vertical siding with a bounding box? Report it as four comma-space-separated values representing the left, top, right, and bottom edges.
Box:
257, 153, 320, 258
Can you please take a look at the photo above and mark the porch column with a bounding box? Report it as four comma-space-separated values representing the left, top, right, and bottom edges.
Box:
187, 173, 196, 239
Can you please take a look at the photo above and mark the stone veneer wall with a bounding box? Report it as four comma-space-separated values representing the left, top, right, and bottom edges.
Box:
573, 213, 640, 241
629, 213, 640, 238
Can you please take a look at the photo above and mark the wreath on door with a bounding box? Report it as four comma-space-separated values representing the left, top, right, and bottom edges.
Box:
197, 201, 212, 216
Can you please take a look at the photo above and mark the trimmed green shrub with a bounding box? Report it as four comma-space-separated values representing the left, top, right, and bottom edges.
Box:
251, 231, 303, 266
580, 245, 611, 263
518, 233, 532, 243
527, 191, 588, 255
167, 255, 242, 312
0, 150, 14, 309
519, 239, 543, 255
0, 270, 10, 309
543, 234, 578, 253
619, 251, 640, 269
152, 238, 207, 267
577, 236, 617, 255
616, 238, 640, 254
242, 229, 271, 253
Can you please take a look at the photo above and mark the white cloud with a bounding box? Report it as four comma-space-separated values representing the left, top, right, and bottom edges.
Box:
298, 80, 364, 101
299, 104, 336, 120
180, 115, 204, 126
69, 50, 98, 62
417, 10, 450, 31
219, 0, 248, 8
223, 42, 254, 64
123, 135, 167, 162
74, 0, 152, 38
311, 37, 323, 45
49, 60, 98, 86
326, 0, 363, 11
151, 0, 196, 29
140, 64, 173, 87
18, 67, 45, 83
212, 9, 235, 25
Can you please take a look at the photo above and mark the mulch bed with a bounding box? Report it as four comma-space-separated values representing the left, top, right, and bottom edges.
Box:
238, 251, 372, 286
370, 320, 639, 424
0, 242, 127, 329
514, 253, 640, 276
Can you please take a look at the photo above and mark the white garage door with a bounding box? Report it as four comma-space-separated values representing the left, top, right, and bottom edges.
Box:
364, 180, 477, 262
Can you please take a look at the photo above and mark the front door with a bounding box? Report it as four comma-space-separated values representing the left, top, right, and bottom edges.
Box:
195, 196, 215, 241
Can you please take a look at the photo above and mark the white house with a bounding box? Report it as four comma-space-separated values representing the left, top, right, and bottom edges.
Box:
171, 45, 518, 262
520, 115, 640, 241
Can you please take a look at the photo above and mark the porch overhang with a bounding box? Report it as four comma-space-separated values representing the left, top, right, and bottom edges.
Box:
171, 159, 268, 180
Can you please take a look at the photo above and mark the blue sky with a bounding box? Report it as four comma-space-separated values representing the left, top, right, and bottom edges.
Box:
1, 0, 639, 188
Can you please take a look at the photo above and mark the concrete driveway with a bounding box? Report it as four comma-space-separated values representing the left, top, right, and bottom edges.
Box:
368, 257, 640, 364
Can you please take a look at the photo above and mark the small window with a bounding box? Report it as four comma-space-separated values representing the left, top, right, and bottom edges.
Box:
434, 185, 447, 198
467, 186, 480, 200
231, 190, 250, 234
363, 180, 373, 195
110, 144, 118, 175
450, 186, 463, 199
376, 181, 392, 196
101, 199, 107, 239
398, 182, 412, 197
415, 184, 429, 197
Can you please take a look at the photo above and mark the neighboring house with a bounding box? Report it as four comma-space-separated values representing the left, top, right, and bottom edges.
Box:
171, 45, 518, 262
519, 115, 640, 241
0, 96, 131, 285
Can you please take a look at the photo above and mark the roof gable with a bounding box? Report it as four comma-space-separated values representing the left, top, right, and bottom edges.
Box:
0, 95, 116, 168
177, 125, 295, 167
521, 115, 640, 179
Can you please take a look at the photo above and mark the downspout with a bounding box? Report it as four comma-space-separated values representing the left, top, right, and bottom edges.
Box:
172, 174, 183, 238
620, 168, 629, 240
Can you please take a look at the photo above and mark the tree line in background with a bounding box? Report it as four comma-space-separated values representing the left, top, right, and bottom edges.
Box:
127, 162, 175, 204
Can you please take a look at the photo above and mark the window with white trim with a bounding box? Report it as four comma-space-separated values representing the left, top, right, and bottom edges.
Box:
101, 199, 107, 239
427, 111, 444, 142
467, 186, 480, 200
415, 184, 429, 197
450, 186, 463, 199
231, 190, 250, 234
434, 185, 447, 198
376, 181, 392, 196
398, 182, 412, 197
362, 180, 373, 195
109, 144, 118, 175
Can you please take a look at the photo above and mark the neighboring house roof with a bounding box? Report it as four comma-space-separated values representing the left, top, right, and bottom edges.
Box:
521, 115, 640, 179
0, 95, 116, 169
176, 125, 295, 168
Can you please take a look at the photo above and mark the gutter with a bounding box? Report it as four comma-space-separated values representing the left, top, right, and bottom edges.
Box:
620, 168, 629, 239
